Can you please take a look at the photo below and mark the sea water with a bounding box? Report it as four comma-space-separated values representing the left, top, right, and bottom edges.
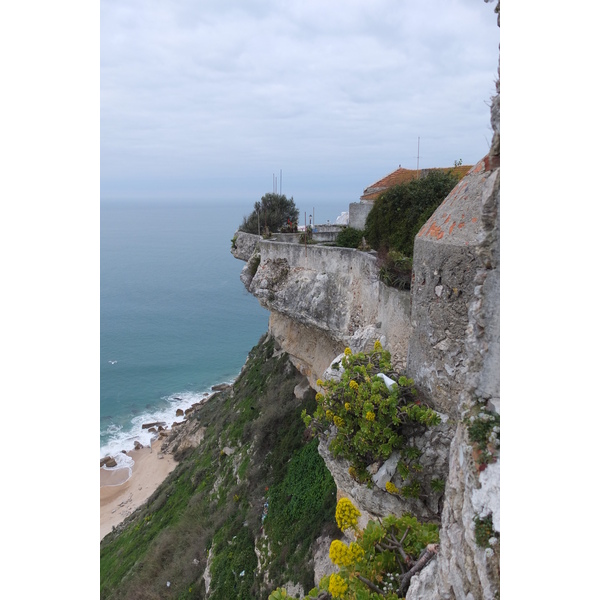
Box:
100, 200, 270, 463
100, 198, 346, 465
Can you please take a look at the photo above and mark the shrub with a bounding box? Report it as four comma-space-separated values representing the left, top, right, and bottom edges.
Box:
272, 498, 440, 599
303, 342, 441, 495
365, 170, 459, 256
335, 227, 366, 249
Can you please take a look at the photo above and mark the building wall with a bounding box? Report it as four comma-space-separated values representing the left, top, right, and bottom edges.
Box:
349, 201, 374, 230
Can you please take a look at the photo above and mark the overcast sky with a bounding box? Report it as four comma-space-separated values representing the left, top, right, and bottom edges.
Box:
101, 0, 499, 205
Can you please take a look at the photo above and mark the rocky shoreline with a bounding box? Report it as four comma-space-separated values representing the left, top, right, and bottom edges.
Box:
100, 383, 232, 540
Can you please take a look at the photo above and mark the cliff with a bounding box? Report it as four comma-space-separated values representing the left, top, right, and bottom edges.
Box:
232, 236, 412, 388
231, 43, 500, 600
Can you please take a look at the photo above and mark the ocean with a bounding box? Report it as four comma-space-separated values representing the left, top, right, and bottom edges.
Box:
100, 198, 346, 466
100, 200, 271, 463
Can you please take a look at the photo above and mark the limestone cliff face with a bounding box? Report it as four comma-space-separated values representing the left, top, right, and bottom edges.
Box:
232, 238, 412, 390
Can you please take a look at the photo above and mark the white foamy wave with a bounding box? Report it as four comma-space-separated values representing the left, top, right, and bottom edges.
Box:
100, 385, 230, 460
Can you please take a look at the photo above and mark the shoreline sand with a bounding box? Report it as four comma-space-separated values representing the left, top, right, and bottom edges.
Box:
100, 437, 177, 541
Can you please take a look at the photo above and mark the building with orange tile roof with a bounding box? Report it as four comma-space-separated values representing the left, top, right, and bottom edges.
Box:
349, 164, 473, 230
360, 164, 473, 202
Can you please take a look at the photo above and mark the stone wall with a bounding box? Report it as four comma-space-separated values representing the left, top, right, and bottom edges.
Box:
239, 240, 412, 385
407, 159, 493, 418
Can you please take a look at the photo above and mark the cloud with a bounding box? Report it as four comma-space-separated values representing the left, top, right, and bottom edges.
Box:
101, 0, 499, 201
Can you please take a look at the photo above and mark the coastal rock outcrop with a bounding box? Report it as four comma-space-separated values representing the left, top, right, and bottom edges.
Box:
233, 240, 412, 389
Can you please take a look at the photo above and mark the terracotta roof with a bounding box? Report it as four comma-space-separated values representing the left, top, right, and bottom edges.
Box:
360, 164, 473, 202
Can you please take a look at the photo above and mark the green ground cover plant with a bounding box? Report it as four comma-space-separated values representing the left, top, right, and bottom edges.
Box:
264, 437, 337, 590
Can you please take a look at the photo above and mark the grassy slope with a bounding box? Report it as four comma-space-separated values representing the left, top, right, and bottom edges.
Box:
100, 334, 337, 600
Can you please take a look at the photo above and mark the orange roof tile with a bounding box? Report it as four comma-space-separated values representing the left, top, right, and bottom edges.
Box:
360, 164, 473, 202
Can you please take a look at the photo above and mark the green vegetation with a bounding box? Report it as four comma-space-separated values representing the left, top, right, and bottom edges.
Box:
473, 514, 499, 549
264, 437, 337, 590
269, 497, 439, 600
365, 170, 459, 257
377, 250, 413, 291
466, 407, 500, 470
239, 193, 299, 235
100, 335, 336, 600
335, 227, 366, 249
302, 343, 441, 499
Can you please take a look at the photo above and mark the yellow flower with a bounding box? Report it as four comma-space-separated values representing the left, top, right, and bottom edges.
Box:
335, 497, 361, 531
349, 380, 359, 391
365, 411, 375, 421
333, 415, 344, 428
316, 379, 324, 387
344, 347, 352, 356
326, 410, 334, 421
328, 573, 348, 598
374, 340, 383, 351
385, 481, 399, 494
315, 392, 324, 401
344, 402, 351, 411
329, 540, 365, 567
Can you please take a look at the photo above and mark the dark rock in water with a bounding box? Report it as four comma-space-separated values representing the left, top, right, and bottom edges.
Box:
100, 457, 117, 468
142, 421, 166, 429
211, 383, 231, 392
148, 427, 157, 433
173, 397, 182, 401
134, 441, 144, 450
158, 425, 165, 431
184, 407, 194, 415
176, 409, 184, 417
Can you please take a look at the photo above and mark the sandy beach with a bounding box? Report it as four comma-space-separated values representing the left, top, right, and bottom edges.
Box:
100, 437, 177, 541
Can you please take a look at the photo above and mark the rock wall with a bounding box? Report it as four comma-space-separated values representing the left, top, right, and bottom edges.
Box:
407, 159, 492, 419
234, 239, 412, 388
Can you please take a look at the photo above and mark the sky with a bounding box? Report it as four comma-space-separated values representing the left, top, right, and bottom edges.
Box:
101, 0, 500, 204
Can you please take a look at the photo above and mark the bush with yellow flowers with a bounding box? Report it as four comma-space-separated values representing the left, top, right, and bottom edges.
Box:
269, 498, 440, 600
301, 341, 441, 497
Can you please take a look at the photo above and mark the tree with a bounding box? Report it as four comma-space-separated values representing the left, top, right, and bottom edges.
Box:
239, 193, 299, 235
